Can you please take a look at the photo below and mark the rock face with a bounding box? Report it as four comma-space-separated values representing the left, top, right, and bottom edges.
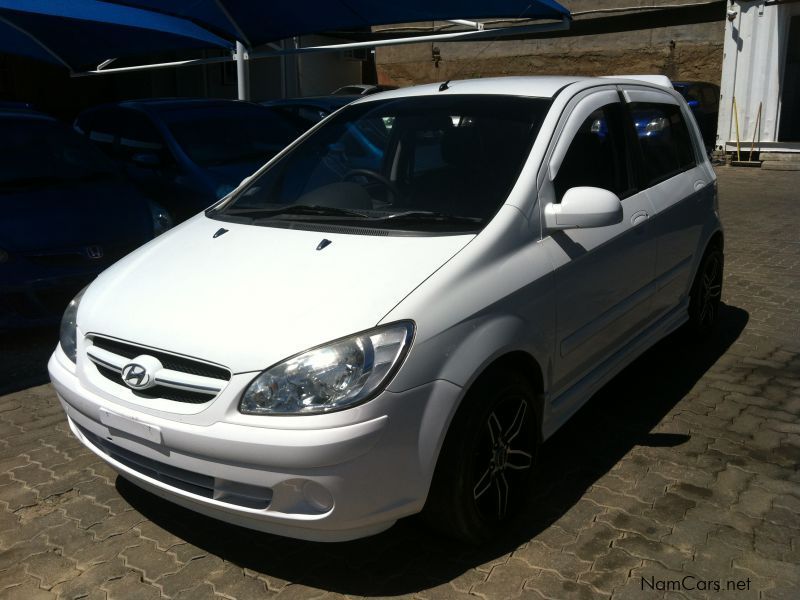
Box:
377, 43, 723, 87
375, 6, 725, 87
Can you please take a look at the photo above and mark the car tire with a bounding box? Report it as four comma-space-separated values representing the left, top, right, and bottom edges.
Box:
686, 244, 724, 337
423, 368, 540, 544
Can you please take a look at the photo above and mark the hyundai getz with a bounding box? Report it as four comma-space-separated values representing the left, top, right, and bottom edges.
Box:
49, 76, 723, 543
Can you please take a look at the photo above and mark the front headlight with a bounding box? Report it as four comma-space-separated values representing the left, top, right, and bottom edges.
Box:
59, 287, 87, 362
239, 321, 414, 415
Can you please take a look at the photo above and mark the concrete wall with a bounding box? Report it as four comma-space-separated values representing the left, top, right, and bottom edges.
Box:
375, 0, 725, 87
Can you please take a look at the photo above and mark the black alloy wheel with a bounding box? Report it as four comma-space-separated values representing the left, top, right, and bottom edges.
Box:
471, 394, 535, 521
687, 245, 724, 336
424, 368, 539, 544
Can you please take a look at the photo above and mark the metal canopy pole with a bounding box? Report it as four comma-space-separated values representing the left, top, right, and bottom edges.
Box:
235, 40, 250, 100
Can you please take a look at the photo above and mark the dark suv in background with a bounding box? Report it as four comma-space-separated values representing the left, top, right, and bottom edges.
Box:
75, 99, 302, 222
673, 81, 720, 152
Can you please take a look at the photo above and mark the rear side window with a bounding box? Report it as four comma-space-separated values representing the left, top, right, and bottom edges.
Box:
629, 102, 696, 186
553, 103, 635, 202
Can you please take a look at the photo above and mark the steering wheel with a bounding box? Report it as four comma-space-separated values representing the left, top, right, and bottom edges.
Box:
343, 169, 401, 205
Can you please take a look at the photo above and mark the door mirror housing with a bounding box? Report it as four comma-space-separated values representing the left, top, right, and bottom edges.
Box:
544, 187, 623, 230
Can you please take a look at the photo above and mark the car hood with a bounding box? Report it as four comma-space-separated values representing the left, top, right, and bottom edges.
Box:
79, 215, 473, 373
0, 179, 153, 254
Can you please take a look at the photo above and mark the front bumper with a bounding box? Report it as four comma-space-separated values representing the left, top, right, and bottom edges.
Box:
48, 347, 461, 542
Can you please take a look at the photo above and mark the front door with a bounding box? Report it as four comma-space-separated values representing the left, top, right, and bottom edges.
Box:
542, 90, 657, 402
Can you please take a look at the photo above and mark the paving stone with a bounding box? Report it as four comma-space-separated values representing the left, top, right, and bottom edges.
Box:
613, 534, 689, 571
102, 572, 161, 600
561, 521, 619, 563
22, 549, 80, 589
172, 583, 221, 600
49, 558, 127, 599
156, 555, 225, 598
271, 584, 328, 599
0, 582, 56, 600
68, 530, 141, 570
596, 508, 671, 541
205, 564, 270, 598
523, 570, 602, 600
471, 558, 531, 598
122, 539, 182, 582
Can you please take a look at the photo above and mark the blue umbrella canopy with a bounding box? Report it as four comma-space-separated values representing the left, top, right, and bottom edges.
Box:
0, 0, 232, 70
0, 0, 570, 71
96, 0, 571, 48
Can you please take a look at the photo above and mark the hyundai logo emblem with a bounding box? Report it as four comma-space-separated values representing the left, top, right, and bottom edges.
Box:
85, 245, 104, 260
121, 355, 162, 390
121, 363, 150, 389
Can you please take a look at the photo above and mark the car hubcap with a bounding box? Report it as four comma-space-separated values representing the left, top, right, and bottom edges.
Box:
698, 254, 722, 327
472, 396, 533, 520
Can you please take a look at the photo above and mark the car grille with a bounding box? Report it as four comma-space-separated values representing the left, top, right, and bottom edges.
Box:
77, 424, 272, 510
86, 336, 231, 404
91, 337, 230, 380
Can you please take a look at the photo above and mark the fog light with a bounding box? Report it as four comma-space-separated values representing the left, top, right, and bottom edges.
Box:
303, 481, 334, 512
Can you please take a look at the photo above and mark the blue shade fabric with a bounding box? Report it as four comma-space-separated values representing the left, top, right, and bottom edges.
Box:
0, 0, 570, 70
0, 0, 233, 70
99, 0, 571, 48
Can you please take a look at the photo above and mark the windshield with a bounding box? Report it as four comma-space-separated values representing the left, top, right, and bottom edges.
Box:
0, 118, 118, 190
211, 95, 550, 233
162, 104, 299, 167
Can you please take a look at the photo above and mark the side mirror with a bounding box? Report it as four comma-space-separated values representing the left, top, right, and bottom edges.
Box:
131, 152, 162, 168
687, 99, 700, 109
544, 187, 623, 230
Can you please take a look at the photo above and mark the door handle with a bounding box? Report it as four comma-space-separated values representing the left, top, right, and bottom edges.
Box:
631, 210, 649, 226
694, 180, 706, 191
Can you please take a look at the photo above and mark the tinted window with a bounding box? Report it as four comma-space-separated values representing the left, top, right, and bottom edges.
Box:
115, 109, 171, 164
160, 104, 299, 167
75, 108, 118, 154
629, 102, 696, 185
554, 103, 634, 202
1, 118, 117, 189
213, 95, 549, 232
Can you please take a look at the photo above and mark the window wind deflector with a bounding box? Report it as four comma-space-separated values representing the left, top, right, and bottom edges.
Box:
224, 204, 370, 219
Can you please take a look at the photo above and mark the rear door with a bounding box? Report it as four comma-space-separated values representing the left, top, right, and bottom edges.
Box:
620, 85, 712, 318
542, 88, 658, 399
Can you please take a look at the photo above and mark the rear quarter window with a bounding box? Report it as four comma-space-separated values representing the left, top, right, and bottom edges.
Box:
629, 102, 697, 186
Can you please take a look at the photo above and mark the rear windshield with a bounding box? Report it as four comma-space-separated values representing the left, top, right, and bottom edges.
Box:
211, 95, 550, 233
160, 104, 299, 167
0, 118, 117, 190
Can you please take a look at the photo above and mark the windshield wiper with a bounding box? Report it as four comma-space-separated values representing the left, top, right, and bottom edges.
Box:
224, 204, 370, 219
366, 210, 484, 225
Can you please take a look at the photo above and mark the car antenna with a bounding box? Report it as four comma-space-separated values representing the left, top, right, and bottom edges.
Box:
439, 80, 451, 92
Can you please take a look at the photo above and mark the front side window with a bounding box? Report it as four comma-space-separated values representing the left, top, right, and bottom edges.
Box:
629, 102, 696, 186
211, 95, 550, 233
553, 103, 634, 202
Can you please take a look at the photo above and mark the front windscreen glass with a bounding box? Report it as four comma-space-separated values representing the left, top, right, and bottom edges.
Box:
211, 95, 550, 233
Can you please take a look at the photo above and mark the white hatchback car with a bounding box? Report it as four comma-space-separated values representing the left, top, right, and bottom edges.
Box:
49, 76, 723, 543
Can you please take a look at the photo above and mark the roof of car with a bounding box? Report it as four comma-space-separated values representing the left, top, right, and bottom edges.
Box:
0, 105, 55, 120
351, 75, 673, 104
261, 95, 358, 109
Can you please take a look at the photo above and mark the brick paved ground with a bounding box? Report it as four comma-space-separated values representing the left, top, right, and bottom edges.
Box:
1, 166, 798, 600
